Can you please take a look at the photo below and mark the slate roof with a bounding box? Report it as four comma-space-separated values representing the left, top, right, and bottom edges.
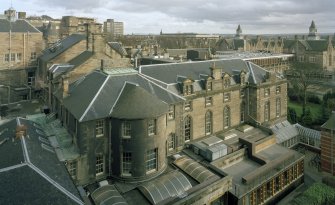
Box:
111, 83, 169, 119
39, 34, 86, 62
283, 39, 328, 52
63, 70, 183, 122
108, 42, 127, 56
68, 51, 94, 68
0, 118, 83, 205
0, 19, 40, 33
139, 59, 267, 85
306, 40, 328, 51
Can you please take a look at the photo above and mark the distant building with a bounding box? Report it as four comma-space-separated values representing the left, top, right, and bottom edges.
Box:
283, 21, 335, 71
308, 20, 320, 40
60, 16, 102, 38
103, 19, 124, 37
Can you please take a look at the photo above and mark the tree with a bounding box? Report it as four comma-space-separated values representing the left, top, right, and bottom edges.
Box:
287, 62, 323, 118
301, 108, 313, 126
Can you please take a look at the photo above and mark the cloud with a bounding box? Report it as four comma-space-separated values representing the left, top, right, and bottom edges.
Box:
4, 0, 335, 34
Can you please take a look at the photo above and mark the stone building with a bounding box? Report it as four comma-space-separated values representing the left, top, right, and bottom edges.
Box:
44, 56, 306, 204
283, 23, 335, 71
59, 16, 102, 38
52, 58, 286, 182
212, 130, 304, 205
37, 32, 130, 105
214, 25, 284, 54
103, 19, 124, 37
0, 8, 44, 103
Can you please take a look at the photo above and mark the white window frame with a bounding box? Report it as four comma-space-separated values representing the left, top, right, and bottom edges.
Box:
96, 154, 104, 176
122, 152, 132, 176
122, 121, 131, 138
95, 119, 104, 137
146, 148, 157, 173
168, 134, 175, 150
148, 119, 156, 136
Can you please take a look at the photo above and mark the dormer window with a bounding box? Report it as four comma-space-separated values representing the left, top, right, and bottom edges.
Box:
185, 84, 193, 95
183, 79, 194, 96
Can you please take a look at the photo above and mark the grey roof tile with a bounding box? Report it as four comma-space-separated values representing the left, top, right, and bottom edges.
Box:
63, 70, 183, 122
0, 118, 83, 205
111, 82, 169, 119
39, 34, 86, 62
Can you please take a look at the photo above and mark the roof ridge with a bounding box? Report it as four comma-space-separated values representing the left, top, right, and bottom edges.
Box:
109, 81, 129, 115
22, 19, 41, 33
138, 73, 185, 102
28, 163, 84, 205
79, 75, 110, 122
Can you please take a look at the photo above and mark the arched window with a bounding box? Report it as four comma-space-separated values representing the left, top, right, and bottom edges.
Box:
184, 116, 192, 142
264, 101, 270, 122
276, 98, 281, 117
224, 106, 230, 129
240, 102, 245, 123
205, 111, 212, 135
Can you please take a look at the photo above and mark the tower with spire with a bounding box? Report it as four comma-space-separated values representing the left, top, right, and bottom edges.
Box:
308, 20, 320, 40
235, 24, 243, 39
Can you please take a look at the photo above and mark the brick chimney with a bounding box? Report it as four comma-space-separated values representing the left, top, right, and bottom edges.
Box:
15, 124, 27, 139
210, 62, 222, 80
62, 76, 69, 98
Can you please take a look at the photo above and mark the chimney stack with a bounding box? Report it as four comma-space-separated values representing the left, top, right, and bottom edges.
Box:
62, 76, 69, 98
210, 62, 222, 80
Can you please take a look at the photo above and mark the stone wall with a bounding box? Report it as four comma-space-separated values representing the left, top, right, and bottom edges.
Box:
0, 32, 44, 70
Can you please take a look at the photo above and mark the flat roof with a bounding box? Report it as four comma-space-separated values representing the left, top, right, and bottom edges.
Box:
222, 158, 261, 185
257, 143, 294, 161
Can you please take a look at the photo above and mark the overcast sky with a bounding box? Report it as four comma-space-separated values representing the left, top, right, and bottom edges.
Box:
2, 0, 334, 34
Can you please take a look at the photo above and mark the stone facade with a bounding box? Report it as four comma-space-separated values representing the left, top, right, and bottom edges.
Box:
0, 10, 45, 103
0, 32, 44, 70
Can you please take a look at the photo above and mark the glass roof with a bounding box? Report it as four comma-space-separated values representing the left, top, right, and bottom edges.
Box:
91, 185, 128, 205
138, 171, 192, 204
174, 156, 218, 183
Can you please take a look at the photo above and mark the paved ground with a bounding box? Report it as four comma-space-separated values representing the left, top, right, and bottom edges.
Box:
277, 145, 322, 205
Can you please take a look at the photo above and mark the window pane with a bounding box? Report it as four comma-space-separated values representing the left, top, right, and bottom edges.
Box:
122, 152, 132, 176
122, 121, 131, 138
146, 148, 157, 173
205, 111, 212, 135
184, 116, 191, 141
96, 119, 104, 137
96, 154, 104, 175
148, 119, 156, 136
